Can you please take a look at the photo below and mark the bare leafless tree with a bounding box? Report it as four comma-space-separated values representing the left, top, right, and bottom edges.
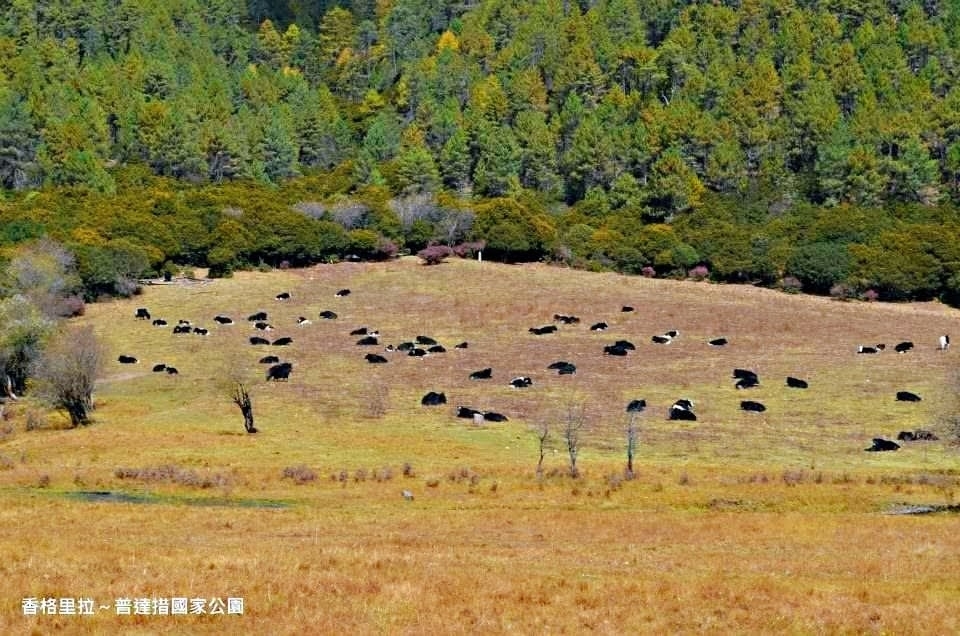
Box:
330, 201, 370, 229
292, 201, 327, 220
435, 208, 475, 245
562, 402, 588, 478
32, 325, 103, 427
232, 383, 257, 433
0, 294, 56, 395
388, 193, 441, 228
534, 420, 550, 478
3, 238, 83, 318
625, 411, 640, 479
942, 368, 960, 446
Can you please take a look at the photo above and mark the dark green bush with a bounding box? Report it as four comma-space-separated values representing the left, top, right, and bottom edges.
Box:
785, 242, 853, 295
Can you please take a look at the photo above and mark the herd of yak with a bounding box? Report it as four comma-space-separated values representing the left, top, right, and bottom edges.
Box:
120, 290, 949, 452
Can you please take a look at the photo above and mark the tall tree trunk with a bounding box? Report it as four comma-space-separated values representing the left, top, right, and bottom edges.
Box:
2, 375, 18, 400
233, 383, 257, 433
66, 397, 91, 427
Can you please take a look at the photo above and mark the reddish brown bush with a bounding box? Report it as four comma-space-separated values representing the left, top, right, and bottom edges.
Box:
417, 244, 454, 265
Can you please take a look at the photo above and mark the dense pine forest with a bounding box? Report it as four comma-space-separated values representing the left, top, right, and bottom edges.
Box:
2, 0, 960, 304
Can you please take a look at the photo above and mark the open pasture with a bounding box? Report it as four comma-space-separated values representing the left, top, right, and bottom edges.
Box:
3, 257, 960, 634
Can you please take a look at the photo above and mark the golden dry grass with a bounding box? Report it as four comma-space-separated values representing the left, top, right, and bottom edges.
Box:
3, 257, 960, 634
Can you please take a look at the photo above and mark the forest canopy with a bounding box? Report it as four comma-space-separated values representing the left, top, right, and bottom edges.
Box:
2, 0, 960, 303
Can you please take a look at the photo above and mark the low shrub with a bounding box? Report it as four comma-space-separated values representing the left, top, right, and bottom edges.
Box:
417, 244, 454, 265
780, 276, 802, 294
282, 465, 317, 484
114, 464, 232, 489
829, 283, 857, 300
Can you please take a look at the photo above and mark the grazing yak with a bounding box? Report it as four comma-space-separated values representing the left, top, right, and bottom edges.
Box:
555, 362, 577, 375
590, 322, 608, 331
865, 438, 900, 452
896, 391, 922, 402
350, 327, 370, 335
483, 411, 509, 422
421, 391, 447, 406
897, 430, 939, 442
604, 344, 629, 356
455, 342, 469, 349
786, 376, 809, 389
894, 341, 914, 353
275, 292, 291, 300
669, 399, 697, 421
510, 376, 533, 388
469, 368, 493, 380
254, 321, 273, 331
733, 369, 759, 389
940, 335, 950, 350
193, 327, 208, 335
740, 400, 766, 413
335, 289, 351, 297
135, 308, 151, 320
365, 353, 388, 364
626, 399, 646, 413
528, 325, 558, 335
669, 410, 697, 422
621, 306, 634, 312
356, 335, 379, 346
456, 406, 482, 419
428, 345, 446, 353
407, 348, 428, 357
272, 337, 293, 346
297, 317, 311, 326
214, 315, 234, 325
118, 355, 138, 364
416, 335, 438, 345
266, 362, 293, 381
857, 344, 884, 354
708, 337, 728, 346
250, 336, 270, 345
172, 325, 191, 334
248, 311, 268, 322
554, 314, 580, 324
152, 319, 167, 326
614, 340, 636, 350
152, 363, 166, 372
165, 366, 179, 375
319, 310, 338, 320
259, 355, 280, 364
651, 334, 672, 344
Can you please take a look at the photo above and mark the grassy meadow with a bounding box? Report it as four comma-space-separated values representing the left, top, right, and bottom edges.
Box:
3, 256, 960, 634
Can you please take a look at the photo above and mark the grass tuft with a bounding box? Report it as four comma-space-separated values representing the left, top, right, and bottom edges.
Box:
282, 464, 317, 484
114, 464, 233, 489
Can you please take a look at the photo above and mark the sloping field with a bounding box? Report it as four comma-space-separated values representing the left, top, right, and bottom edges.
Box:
3, 257, 960, 634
